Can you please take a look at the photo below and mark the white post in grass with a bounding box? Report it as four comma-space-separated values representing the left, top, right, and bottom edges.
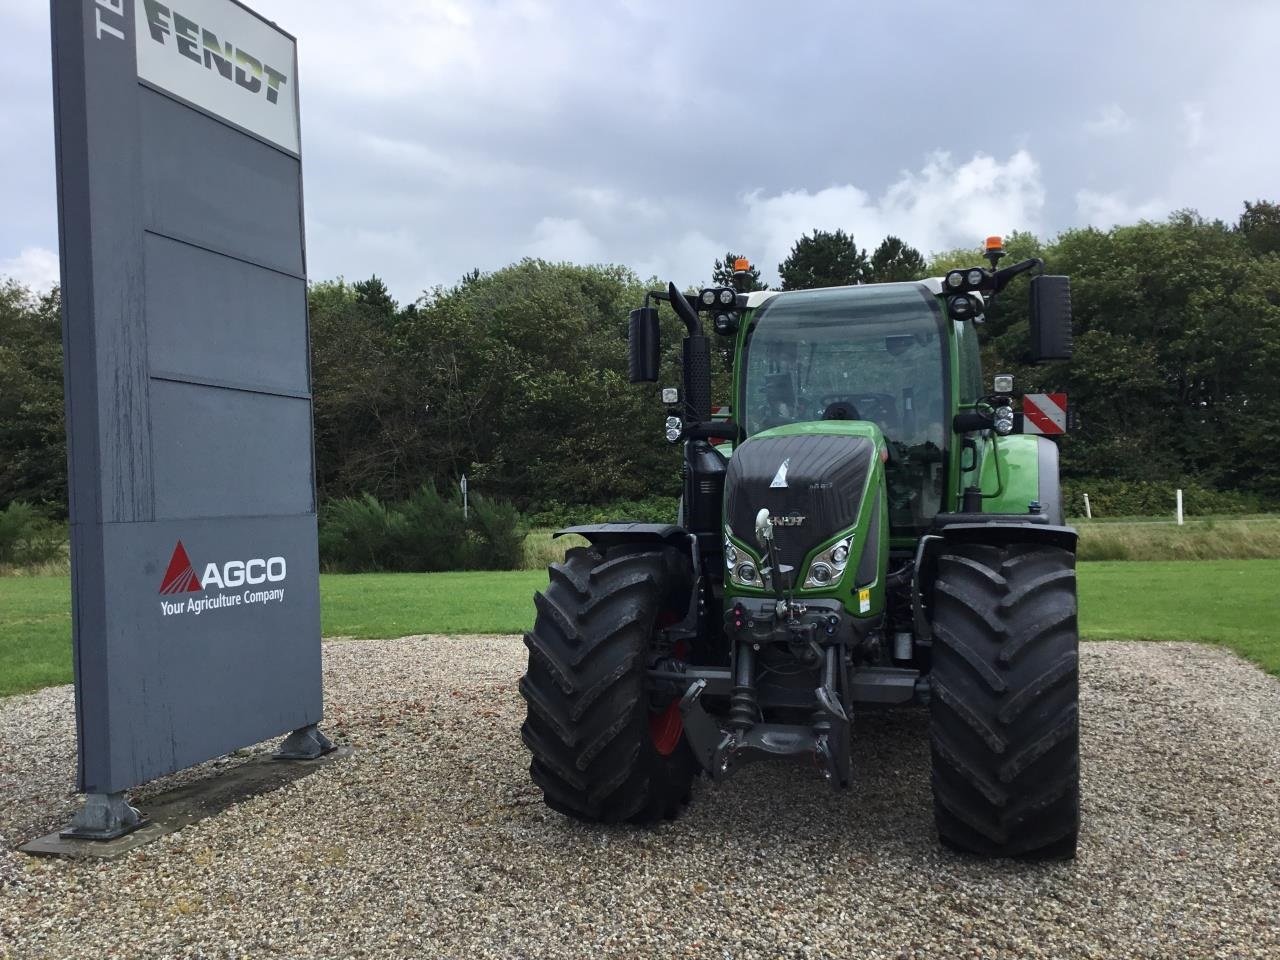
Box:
1083, 493, 1092, 519
1176, 488, 1184, 526
461, 474, 469, 521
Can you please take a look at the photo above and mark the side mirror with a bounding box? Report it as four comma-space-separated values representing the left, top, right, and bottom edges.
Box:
1029, 275, 1073, 362
627, 307, 660, 382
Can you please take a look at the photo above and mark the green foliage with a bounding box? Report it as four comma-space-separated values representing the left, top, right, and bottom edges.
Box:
868, 235, 926, 282
712, 252, 767, 291
1238, 199, 1280, 258
1076, 517, 1280, 563
524, 495, 680, 528
1007, 212, 1280, 498
467, 494, 527, 570
0, 282, 66, 513
6, 200, 1280, 528
319, 484, 526, 572
778, 229, 869, 290
0, 502, 66, 566
311, 262, 685, 511
1063, 479, 1272, 518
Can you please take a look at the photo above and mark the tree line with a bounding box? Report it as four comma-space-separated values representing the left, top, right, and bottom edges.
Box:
3, 200, 1279, 522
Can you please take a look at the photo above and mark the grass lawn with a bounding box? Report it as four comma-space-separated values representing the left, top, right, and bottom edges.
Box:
2, 561, 1277, 697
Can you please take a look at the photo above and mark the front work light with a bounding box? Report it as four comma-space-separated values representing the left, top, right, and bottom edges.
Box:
992, 374, 1014, 394
713, 311, 739, 336
664, 416, 682, 443
947, 293, 981, 322
945, 270, 965, 289
699, 288, 717, 307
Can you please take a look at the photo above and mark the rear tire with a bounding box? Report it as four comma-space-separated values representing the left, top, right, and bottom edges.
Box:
520, 545, 697, 823
929, 541, 1080, 859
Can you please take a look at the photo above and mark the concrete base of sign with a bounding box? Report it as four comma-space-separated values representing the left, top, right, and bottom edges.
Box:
273, 723, 336, 760
60, 791, 148, 841
20, 746, 352, 861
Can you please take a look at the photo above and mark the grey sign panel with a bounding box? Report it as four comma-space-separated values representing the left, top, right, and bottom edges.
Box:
51, 0, 322, 798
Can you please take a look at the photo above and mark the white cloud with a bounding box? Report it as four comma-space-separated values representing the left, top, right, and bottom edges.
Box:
1075, 189, 1166, 229
632, 229, 724, 287
1181, 103, 1205, 148
0, 246, 60, 292
1084, 103, 1133, 137
525, 217, 604, 264
741, 150, 1046, 280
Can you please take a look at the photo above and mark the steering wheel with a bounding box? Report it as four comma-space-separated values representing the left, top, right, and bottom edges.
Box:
820, 392, 897, 428
821, 400, 860, 420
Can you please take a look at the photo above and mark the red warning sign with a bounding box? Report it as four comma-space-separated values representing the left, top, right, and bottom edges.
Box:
1022, 393, 1068, 435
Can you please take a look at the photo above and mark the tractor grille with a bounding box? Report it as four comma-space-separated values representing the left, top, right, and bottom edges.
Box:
725, 434, 873, 581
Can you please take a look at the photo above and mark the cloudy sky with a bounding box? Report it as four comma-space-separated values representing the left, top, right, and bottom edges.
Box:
2, 0, 1277, 302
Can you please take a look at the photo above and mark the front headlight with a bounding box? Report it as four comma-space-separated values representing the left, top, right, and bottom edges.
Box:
804, 536, 854, 589
807, 562, 834, 586
726, 529, 762, 587
734, 560, 763, 587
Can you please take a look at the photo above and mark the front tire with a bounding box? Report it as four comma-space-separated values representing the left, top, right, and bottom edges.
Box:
520, 545, 697, 823
929, 541, 1080, 858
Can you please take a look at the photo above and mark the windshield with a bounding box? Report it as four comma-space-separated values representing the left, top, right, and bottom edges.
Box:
741, 282, 949, 533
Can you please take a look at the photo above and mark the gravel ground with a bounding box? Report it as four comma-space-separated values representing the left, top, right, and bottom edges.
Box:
1, 638, 1278, 959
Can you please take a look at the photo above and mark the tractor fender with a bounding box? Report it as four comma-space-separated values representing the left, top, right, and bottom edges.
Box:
979, 434, 1066, 525
912, 516, 1077, 640
555, 523, 702, 638
931, 518, 1077, 553
555, 523, 694, 555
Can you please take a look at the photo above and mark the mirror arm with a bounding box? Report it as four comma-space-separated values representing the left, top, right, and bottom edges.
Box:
991, 257, 1043, 294
667, 282, 703, 336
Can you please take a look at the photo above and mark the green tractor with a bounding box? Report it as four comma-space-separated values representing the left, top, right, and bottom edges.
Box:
519, 238, 1079, 858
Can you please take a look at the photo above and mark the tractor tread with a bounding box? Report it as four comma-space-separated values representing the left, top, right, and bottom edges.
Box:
519, 546, 696, 824
998, 652, 1078, 725
930, 541, 1080, 859
932, 623, 1008, 693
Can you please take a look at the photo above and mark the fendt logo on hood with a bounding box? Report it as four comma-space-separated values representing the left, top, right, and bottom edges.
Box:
158, 541, 287, 618
770, 458, 791, 489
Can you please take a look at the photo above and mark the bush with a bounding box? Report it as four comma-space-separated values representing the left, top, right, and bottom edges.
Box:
319, 484, 527, 573
0, 502, 67, 566
1063, 479, 1274, 519
465, 495, 526, 570
525, 495, 680, 529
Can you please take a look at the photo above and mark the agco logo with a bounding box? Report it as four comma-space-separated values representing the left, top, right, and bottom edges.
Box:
158, 541, 287, 617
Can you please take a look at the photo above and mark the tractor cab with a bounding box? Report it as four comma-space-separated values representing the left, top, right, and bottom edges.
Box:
739, 282, 949, 536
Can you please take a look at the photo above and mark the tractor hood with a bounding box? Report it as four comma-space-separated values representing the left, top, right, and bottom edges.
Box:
724, 422, 880, 581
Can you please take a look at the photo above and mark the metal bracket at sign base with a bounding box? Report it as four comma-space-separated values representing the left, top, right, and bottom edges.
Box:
272, 724, 336, 761
60, 791, 148, 841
